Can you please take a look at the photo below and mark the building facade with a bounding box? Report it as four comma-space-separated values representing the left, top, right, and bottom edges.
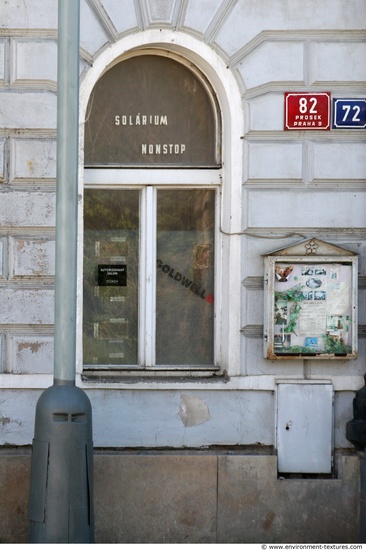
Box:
0, 0, 366, 543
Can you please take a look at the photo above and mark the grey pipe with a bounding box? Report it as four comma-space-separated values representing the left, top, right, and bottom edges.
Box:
54, 0, 80, 385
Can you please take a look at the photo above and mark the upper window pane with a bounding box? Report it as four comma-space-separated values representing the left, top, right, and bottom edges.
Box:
84, 54, 220, 167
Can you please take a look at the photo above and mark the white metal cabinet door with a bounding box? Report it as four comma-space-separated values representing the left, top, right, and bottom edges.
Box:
277, 383, 333, 473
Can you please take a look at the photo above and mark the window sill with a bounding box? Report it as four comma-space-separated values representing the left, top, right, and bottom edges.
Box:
81, 366, 225, 386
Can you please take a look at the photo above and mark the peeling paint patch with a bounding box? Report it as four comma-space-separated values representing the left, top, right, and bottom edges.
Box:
178, 394, 211, 427
17, 342, 42, 354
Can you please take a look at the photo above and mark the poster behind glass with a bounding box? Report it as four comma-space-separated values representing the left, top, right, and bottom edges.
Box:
273, 262, 353, 356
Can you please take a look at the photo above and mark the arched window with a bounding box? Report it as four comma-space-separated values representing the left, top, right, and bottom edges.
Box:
78, 34, 243, 379
82, 52, 221, 371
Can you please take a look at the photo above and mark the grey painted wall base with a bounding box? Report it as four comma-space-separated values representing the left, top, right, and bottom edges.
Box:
0, 450, 360, 544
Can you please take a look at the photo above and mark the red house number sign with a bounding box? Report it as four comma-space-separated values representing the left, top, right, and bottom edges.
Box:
284, 92, 331, 130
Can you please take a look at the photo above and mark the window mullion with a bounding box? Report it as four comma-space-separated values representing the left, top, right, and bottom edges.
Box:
143, 186, 156, 367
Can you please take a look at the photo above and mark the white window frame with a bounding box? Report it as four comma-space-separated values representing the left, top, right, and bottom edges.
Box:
83, 176, 221, 372
77, 31, 243, 379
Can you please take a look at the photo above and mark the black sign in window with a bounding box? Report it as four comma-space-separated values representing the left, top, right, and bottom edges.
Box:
97, 265, 127, 287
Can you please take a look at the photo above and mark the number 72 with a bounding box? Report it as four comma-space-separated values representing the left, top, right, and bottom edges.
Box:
342, 104, 361, 122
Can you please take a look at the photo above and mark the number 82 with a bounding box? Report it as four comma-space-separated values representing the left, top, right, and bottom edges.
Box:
299, 97, 318, 114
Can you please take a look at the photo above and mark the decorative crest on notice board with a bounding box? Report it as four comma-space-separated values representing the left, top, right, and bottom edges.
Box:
305, 239, 319, 255
265, 238, 356, 258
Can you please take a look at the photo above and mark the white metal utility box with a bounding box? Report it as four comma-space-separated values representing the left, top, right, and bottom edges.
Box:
276, 382, 333, 474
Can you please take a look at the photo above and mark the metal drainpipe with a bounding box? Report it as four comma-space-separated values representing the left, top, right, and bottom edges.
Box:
28, 0, 94, 542
346, 374, 366, 542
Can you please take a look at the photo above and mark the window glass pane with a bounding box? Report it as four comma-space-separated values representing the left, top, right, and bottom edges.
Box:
83, 189, 139, 365
156, 190, 215, 365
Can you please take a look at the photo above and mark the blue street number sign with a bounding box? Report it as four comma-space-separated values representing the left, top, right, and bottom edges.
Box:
332, 98, 366, 129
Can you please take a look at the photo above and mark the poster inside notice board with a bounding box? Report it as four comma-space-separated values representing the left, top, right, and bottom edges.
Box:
268, 260, 357, 358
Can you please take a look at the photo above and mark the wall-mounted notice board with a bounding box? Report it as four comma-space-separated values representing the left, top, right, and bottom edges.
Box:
264, 239, 358, 360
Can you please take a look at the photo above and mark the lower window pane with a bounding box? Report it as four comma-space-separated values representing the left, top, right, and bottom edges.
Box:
83, 189, 139, 366
156, 190, 215, 365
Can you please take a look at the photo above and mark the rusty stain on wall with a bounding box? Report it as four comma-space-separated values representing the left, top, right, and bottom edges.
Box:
27, 160, 35, 174
178, 394, 211, 427
263, 510, 275, 530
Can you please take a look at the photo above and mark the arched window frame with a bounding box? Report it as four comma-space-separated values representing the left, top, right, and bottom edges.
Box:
77, 30, 243, 381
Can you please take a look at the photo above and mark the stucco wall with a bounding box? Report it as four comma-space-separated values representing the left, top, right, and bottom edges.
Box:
0, 0, 365, 446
